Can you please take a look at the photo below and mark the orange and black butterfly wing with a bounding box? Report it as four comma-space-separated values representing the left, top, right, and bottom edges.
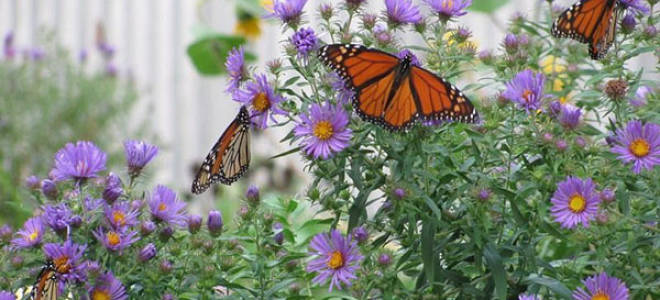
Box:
31, 262, 58, 300
318, 44, 417, 129
191, 106, 251, 194
409, 66, 479, 124
551, 0, 618, 59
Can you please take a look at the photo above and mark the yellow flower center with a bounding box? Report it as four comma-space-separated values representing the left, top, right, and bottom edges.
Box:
54, 255, 71, 273
313, 121, 334, 141
442, 0, 454, 10
522, 89, 533, 103
591, 291, 610, 300
158, 203, 167, 212
327, 251, 344, 269
92, 289, 111, 300
629, 138, 650, 158
568, 193, 586, 213
252, 93, 270, 112
112, 210, 126, 226
28, 230, 39, 241
107, 231, 121, 246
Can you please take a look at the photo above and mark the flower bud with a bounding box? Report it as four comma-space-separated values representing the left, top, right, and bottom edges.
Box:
273, 222, 284, 245
103, 173, 123, 204
644, 25, 657, 38
503, 33, 518, 54
605, 79, 628, 100
138, 243, 157, 262
478, 50, 494, 65
207, 210, 223, 236
600, 188, 615, 203
542, 132, 554, 144
378, 253, 391, 266
575, 136, 587, 148
141, 221, 156, 236
239, 205, 250, 219
394, 188, 406, 199
86, 260, 101, 276
203, 240, 215, 254
70, 216, 82, 228
596, 211, 609, 224
159, 226, 174, 242
549, 100, 562, 117
11, 255, 23, 268
621, 14, 636, 33
556, 139, 568, 151
361, 14, 377, 30
351, 226, 368, 243
162, 294, 174, 300
477, 189, 491, 201
0, 224, 12, 242
245, 185, 260, 206
319, 3, 333, 20
41, 179, 57, 200
160, 260, 173, 274
186, 214, 202, 234
25, 176, 40, 189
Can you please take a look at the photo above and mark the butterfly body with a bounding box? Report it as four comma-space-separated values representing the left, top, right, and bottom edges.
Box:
31, 261, 58, 300
192, 106, 251, 194
319, 44, 478, 131
551, 0, 619, 60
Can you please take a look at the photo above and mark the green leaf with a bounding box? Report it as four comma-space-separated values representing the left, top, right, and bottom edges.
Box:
468, 0, 510, 13
421, 220, 437, 286
186, 33, 255, 75
484, 243, 507, 300
525, 275, 573, 299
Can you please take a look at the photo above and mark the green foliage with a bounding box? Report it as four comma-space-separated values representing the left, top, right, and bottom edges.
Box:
187, 25, 256, 75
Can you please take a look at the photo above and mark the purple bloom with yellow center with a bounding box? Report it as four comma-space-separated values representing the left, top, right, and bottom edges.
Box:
610, 120, 660, 174
385, 0, 423, 25
0, 291, 14, 300
550, 176, 600, 229
43, 203, 76, 234
290, 27, 317, 58
619, 0, 649, 15
233, 74, 287, 129
502, 69, 546, 114
573, 272, 629, 300
559, 105, 582, 130
43, 239, 87, 285
148, 185, 187, 227
396, 49, 420, 67
294, 102, 352, 160
11, 217, 44, 249
105, 201, 139, 229
123, 140, 158, 176
87, 271, 128, 300
307, 230, 362, 292
267, 0, 308, 25
51, 141, 107, 182
225, 46, 247, 93
93, 227, 139, 253
423, 0, 472, 19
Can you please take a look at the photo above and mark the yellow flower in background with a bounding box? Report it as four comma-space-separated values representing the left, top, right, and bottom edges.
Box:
261, 0, 273, 12
552, 78, 564, 92
235, 15, 262, 39
540, 55, 566, 74
442, 30, 479, 52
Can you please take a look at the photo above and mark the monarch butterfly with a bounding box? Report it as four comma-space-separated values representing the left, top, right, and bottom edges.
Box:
30, 261, 58, 300
192, 106, 251, 194
318, 44, 479, 131
551, 0, 620, 60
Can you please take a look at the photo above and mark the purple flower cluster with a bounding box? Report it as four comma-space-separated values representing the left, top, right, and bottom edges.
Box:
290, 27, 318, 58
43, 203, 77, 234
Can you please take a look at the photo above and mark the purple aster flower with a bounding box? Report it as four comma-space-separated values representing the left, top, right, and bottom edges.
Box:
600, 188, 615, 203
518, 294, 538, 300
25, 175, 40, 189
0, 224, 12, 242
84, 196, 105, 212
351, 226, 368, 243
267, 0, 308, 25
549, 100, 562, 117
51, 141, 107, 182
550, 176, 600, 229
559, 105, 581, 130
86, 260, 102, 276
123, 140, 158, 177
394, 188, 406, 199
618, 0, 649, 15
30, 47, 45, 61
307, 229, 363, 292
502, 69, 546, 114
187, 214, 202, 234
43, 239, 87, 285
140, 221, 156, 236
610, 120, 660, 174
138, 243, 157, 263
103, 173, 123, 204
3, 31, 16, 59
378, 253, 391, 266
423, 0, 472, 20
79, 49, 88, 63
11, 217, 44, 249
629, 85, 651, 107
40, 179, 57, 200
573, 272, 629, 300
225, 46, 247, 93
478, 188, 491, 201
0, 291, 15, 300
98, 42, 116, 59
43, 203, 76, 234
373, 23, 393, 45
246, 185, 260, 205
294, 102, 352, 160
621, 13, 637, 32
88, 271, 128, 300
273, 222, 284, 245
396, 49, 420, 67
385, 0, 422, 25
105, 201, 139, 229
290, 27, 317, 58
328, 72, 355, 105
148, 185, 187, 227
93, 227, 139, 253
208, 210, 224, 236
233, 74, 287, 129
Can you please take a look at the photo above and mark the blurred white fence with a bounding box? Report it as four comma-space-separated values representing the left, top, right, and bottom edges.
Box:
2, 0, 611, 193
